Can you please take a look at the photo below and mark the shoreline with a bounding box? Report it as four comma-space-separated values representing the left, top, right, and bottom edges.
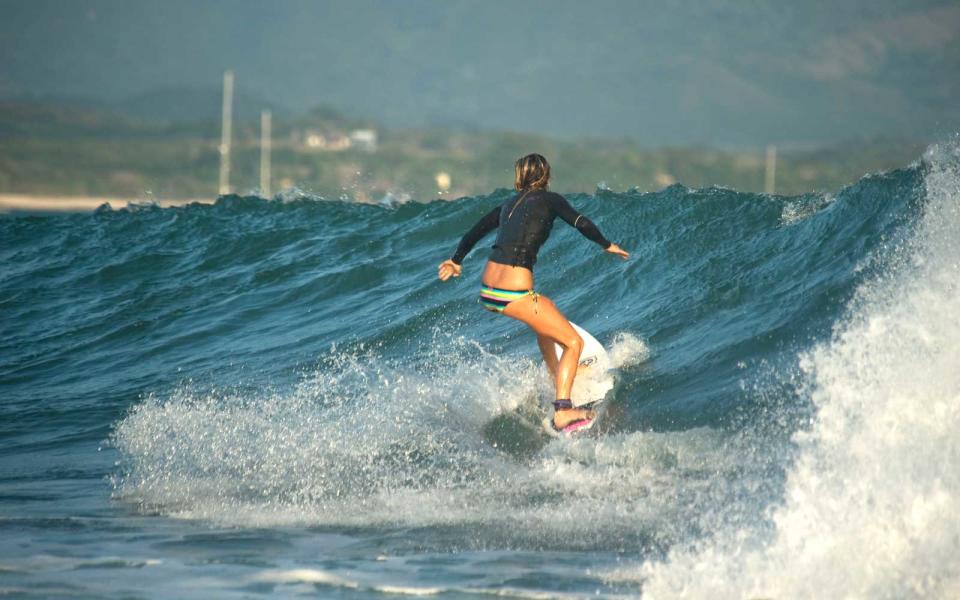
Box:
0, 193, 213, 213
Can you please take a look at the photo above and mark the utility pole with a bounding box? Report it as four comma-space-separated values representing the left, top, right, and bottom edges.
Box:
764, 144, 777, 195
260, 110, 272, 197
218, 70, 234, 196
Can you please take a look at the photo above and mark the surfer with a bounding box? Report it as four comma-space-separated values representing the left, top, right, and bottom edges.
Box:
438, 153, 629, 432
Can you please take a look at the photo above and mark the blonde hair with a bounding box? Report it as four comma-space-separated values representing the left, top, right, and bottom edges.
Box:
514, 153, 550, 191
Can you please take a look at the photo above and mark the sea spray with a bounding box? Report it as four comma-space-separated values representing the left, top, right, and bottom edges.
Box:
112, 331, 755, 553
638, 144, 960, 598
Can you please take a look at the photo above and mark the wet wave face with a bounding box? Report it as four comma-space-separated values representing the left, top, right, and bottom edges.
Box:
3, 142, 958, 597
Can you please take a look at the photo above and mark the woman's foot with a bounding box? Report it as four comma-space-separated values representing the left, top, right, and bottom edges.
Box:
552, 406, 594, 429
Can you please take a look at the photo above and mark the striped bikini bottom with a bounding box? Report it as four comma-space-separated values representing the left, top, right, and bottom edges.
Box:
479, 284, 537, 313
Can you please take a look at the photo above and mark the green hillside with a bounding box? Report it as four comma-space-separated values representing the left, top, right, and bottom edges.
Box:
0, 102, 926, 201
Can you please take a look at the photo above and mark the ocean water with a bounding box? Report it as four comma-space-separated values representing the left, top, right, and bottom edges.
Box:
1, 143, 958, 598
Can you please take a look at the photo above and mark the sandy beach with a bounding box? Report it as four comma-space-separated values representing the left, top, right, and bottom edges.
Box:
0, 194, 213, 213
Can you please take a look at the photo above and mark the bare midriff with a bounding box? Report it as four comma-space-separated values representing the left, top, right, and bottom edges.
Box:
481, 260, 534, 291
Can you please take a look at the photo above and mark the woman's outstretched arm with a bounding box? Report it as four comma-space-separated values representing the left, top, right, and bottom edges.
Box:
548, 193, 629, 259
438, 204, 500, 280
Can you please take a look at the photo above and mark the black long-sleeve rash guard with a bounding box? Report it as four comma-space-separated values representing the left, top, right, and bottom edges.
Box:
450, 189, 611, 269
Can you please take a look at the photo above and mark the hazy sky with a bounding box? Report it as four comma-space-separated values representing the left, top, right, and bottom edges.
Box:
2, 0, 958, 145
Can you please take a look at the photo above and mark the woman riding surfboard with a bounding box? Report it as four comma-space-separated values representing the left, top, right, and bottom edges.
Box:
438, 154, 629, 432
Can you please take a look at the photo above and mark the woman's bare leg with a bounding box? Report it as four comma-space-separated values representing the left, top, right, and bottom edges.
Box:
502, 294, 591, 427
538, 334, 559, 380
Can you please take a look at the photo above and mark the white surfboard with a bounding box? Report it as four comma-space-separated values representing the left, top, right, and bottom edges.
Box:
542, 322, 613, 436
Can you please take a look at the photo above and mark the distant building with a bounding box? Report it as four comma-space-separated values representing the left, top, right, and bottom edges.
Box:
654, 172, 676, 188
349, 129, 378, 152
298, 128, 377, 152
435, 171, 451, 193
301, 130, 351, 151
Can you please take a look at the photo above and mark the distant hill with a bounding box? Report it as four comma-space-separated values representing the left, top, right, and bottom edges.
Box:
0, 101, 146, 138
1, 1, 956, 146
115, 86, 289, 124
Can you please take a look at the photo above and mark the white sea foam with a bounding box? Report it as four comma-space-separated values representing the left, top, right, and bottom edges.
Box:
608, 331, 651, 368
253, 563, 636, 599
637, 143, 960, 598
779, 193, 833, 226
111, 328, 758, 551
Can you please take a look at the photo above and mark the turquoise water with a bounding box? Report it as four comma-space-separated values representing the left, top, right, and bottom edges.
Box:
2, 144, 958, 598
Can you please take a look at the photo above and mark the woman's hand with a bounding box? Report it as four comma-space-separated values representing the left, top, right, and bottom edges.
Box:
437, 259, 462, 281
605, 243, 630, 260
